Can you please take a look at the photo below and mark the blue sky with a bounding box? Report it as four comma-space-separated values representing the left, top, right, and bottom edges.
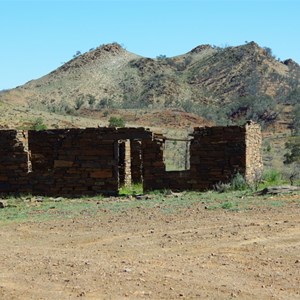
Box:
1, 0, 299, 90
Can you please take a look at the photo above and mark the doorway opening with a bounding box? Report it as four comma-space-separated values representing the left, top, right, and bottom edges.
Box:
117, 139, 143, 195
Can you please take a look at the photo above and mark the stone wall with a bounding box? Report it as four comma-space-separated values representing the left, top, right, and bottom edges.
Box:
28, 128, 119, 196
0, 123, 262, 196
188, 125, 248, 190
142, 134, 166, 191
0, 130, 30, 193
0, 127, 153, 196
142, 123, 263, 192
245, 122, 263, 182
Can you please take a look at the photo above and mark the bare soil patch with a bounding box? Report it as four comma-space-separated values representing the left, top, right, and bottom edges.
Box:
0, 194, 300, 299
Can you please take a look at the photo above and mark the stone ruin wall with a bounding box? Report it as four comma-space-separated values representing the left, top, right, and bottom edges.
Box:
245, 122, 263, 182
141, 123, 263, 192
0, 123, 263, 196
189, 125, 248, 190
28, 128, 119, 196
0, 130, 29, 194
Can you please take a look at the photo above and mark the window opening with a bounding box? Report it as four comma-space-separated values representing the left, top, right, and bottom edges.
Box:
164, 138, 191, 171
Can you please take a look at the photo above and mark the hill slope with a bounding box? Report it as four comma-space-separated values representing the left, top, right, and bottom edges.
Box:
0, 41, 299, 130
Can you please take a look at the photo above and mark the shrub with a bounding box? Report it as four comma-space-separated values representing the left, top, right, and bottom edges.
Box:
284, 136, 300, 164
213, 182, 231, 193
227, 95, 277, 127
283, 163, 300, 185
291, 104, 300, 135
156, 54, 167, 60
31, 117, 47, 131
221, 201, 235, 210
263, 47, 276, 59
119, 183, 143, 196
47, 100, 75, 115
262, 169, 282, 185
75, 97, 85, 110
284, 136, 300, 185
284, 88, 300, 105
250, 168, 264, 191
87, 94, 96, 107
230, 172, 248, 191
96, 98, 110, 109
213, 173, 248, 193
108, 116, 125, 128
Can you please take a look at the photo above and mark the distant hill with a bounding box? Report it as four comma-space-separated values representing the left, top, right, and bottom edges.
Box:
0, 41, 299, 130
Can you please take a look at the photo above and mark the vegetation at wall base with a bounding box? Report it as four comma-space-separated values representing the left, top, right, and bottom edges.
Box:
1, 178, 299, 224
119, 183, 143, 196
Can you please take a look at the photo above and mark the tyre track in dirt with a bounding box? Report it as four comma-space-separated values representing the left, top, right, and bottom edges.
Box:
0, 202, 300, 299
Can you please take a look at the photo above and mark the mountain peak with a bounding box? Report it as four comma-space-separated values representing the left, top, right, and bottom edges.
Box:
100, 42, 124, 54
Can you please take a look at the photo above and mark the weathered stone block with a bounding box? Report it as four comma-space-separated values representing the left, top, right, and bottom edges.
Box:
90, 169, 113, 178
54, 160, 74, 168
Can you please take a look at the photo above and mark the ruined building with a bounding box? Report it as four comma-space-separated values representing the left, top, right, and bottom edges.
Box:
0, 122, 262, 196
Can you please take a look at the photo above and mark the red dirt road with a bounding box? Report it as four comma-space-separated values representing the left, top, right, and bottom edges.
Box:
0, 196, 300, 299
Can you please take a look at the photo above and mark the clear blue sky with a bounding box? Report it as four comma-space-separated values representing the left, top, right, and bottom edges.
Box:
1, 0, 299, 90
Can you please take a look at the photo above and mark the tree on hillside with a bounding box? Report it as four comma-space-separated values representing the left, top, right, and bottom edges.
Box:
291, 104, 300, 135
284, 136, 300, 164
73, 50, 81, 58
263, 47, 276, 59
285, 88, 300, 105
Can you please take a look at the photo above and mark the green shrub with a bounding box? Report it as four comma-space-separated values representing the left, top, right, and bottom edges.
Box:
262, 169, 282, 185
283, 136, 300, 185
31, 117, 47, 131
119, 183, 143, 196
75, 97, 85, 110
284, 136, 300, 164
108, 116, 126, 128
284, 88, 300, 105
213, 173, 248, 193
221, 201, 235, 209
291, 104, 300, 135
231, 173, 248, 191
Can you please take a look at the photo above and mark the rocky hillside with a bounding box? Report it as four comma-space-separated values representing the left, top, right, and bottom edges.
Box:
1, 41, 299, 130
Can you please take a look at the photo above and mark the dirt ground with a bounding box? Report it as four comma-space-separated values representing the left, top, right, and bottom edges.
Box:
0, 195, 300, 300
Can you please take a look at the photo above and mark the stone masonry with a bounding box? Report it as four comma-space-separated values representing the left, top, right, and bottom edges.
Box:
0, 123, 262, 196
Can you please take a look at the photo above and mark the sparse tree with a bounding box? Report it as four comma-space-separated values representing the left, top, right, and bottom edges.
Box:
73, 50, 81, 58
291, 104, 300, 135
264, 47, 275, 59
156, 54, 167, 60
284, 136, 300, 165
